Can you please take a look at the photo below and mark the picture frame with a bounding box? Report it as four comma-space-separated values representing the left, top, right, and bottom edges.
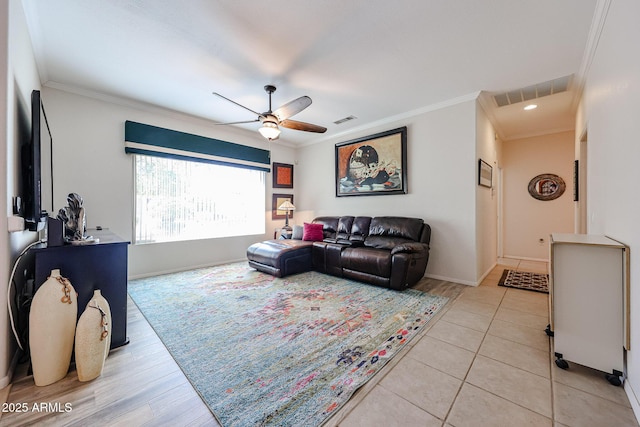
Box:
272, 162, 294, 188
573, 159, 579, 201
335, 127, 407, 197
478, 159, 492, 188
272, 194, 294, 220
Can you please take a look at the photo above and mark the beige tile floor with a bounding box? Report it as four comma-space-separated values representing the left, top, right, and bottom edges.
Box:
334, 258, 639, 427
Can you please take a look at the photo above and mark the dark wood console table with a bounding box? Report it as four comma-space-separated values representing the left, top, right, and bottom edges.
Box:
31, 230, 130, 349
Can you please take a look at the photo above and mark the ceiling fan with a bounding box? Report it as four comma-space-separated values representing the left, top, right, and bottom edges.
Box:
212, 85, 327, 141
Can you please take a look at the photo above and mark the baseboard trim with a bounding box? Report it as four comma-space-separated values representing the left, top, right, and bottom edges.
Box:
132, 261, 485, 288
0, 349, 21, 390
478, 262, 498, 284
424, 273, 477, 287
128, 258, 247, 280
625, 380, 640, 424
501, 255, 549, 263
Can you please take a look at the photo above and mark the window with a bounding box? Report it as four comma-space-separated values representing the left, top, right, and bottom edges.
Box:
134, 155, 265, 244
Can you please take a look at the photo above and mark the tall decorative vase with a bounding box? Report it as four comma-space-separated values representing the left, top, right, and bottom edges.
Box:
75, 290, 111, 382
29, 269, 77, 386
92, 290, 112, 360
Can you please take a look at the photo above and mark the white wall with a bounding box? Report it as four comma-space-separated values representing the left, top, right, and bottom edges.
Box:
1, 0, 43, 388
40, 87, 297, 278
502, 131, 575, 260
296, 99, 479, 285
579, 0, 640, 415
0, 0, 10, 389
475, 102, 499, 280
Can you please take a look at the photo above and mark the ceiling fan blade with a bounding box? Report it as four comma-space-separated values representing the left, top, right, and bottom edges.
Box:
212, 92, 262, 116
280, 119, 327, 133
273, 96, 312, 121
214, 119, 260, 125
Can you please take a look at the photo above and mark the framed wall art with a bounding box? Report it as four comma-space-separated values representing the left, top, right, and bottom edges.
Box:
272, 162, 294, 188
528, 173, 565, 201
335, 127, 407, 197
478, 159, 492, 188
272, 194, 294, 220
573, 160, 579, 201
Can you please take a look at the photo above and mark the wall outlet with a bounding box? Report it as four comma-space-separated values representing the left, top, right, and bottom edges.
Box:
8, 216, 25, 232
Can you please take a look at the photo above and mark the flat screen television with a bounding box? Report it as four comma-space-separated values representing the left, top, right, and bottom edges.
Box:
21, 90, 51, 231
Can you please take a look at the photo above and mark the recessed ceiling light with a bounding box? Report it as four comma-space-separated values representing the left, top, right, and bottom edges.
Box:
524, 104, 538, 111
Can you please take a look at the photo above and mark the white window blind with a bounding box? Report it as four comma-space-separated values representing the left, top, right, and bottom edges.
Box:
134, 155, 265, 244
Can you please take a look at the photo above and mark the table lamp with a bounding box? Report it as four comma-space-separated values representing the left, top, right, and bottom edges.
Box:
278, 200, 296, 233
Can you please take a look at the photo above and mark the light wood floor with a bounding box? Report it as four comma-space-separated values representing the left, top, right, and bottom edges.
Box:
0, 272, 481, 426
0, 296, 216, 426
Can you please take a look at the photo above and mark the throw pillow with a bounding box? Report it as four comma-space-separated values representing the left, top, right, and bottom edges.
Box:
292, 225, 304, 240
303, 222, 324, 241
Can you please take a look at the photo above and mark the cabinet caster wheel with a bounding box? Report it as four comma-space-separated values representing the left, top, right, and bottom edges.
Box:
545, 324, 554, 337
555, 358, 569, 370
606, 374, 622, 386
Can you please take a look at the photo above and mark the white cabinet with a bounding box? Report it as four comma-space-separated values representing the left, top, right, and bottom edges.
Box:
550, 233, 629, 384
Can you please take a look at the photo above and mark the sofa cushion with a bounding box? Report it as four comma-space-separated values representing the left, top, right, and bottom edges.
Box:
336, 216, 355, 241
246, 239, 313, 266
303, 222, 324, 241
291, 225, 304, 240
312, 216, 339, 240
349, 216, 372, 244
367, 217, 423, 241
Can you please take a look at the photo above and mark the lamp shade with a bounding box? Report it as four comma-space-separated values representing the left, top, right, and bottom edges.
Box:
278, 200, 296, 211
258, 121, 281, 140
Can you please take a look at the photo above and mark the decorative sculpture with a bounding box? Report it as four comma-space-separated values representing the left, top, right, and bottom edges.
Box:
57, 193, 87, 241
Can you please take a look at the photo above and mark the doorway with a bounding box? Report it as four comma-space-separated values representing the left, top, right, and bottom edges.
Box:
577, 130, 588, 234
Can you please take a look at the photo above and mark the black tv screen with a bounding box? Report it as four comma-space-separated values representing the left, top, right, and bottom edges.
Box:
21, 90, 50, 231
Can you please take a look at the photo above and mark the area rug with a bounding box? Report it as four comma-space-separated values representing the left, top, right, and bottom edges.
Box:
498, 269, 549, 293
128, 263, 448, 426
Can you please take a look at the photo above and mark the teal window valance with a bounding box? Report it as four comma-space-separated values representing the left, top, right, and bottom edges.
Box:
124, 120, 270, 172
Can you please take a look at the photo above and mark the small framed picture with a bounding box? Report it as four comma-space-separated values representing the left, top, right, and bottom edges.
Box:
478, 159, 492, 188
573, 160, 579, 201
272, 194, 294, 220
272, 162, 294, 188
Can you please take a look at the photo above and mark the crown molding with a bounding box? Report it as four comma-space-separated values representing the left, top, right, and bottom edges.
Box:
21, 0, 50, 84
502, 126, 575, 143
42, 81, 300, 148
571, 0, 612, 109
477, 92, 505, 141
299, 91, 481, 148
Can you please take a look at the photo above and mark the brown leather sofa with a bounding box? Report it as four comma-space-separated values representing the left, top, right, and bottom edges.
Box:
247, 215, 431, 290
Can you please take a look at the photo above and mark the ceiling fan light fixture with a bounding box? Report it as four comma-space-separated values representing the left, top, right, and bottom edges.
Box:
259, 121, 281, 140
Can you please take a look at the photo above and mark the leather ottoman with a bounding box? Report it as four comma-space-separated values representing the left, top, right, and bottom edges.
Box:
246, 239, 314, 278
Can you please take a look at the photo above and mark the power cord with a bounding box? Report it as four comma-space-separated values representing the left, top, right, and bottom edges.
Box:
7, 239, 46, 351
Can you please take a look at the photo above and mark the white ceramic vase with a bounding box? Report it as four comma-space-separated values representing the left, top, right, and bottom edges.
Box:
75, 290, 111, 382
29, 269, 77, 386
92, 290, 112, 360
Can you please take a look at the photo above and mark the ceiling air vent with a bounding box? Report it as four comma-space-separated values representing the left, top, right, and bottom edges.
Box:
494, 75, 572, 107
333, 115, 357, 125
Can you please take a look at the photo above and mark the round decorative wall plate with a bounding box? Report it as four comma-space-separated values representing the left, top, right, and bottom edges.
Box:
528, 174, 566, 201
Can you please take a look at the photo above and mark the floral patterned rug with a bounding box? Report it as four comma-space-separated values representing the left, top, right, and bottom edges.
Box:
128, 262, 448, 426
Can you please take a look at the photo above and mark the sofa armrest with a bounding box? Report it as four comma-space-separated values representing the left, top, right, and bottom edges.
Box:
391, 242, 428, 255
